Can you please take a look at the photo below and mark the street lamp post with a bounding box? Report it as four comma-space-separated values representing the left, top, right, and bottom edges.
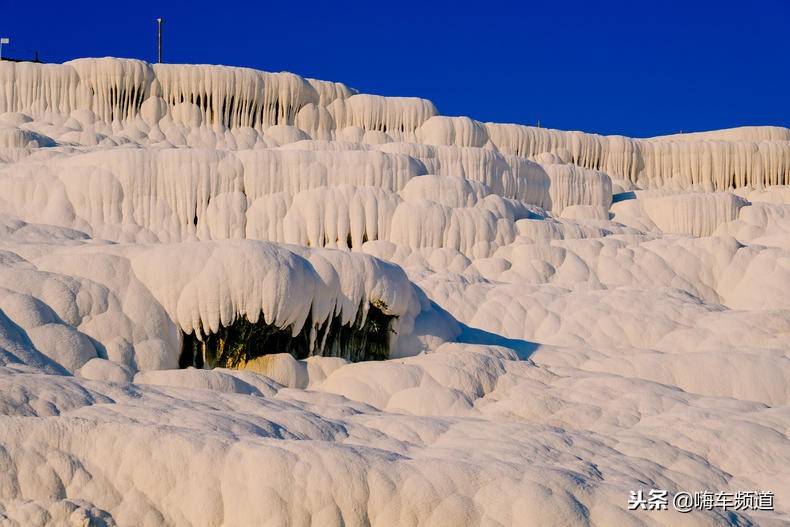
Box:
156, 19, 165, 63
0, 38, 9, 61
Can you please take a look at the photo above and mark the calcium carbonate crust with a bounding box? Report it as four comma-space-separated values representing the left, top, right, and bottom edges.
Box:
0, 58, 788, 527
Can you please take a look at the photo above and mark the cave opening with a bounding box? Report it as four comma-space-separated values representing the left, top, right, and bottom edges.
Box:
178, 302, 395, 369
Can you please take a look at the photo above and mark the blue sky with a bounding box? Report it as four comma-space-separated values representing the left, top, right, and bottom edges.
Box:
1, 0, 788, 137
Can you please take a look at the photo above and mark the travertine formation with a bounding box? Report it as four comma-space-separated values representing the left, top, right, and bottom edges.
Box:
0, 58, 788, 526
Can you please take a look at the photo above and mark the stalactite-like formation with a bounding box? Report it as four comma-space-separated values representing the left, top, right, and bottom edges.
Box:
179, 301, 394, 368
2, 58, 786, 190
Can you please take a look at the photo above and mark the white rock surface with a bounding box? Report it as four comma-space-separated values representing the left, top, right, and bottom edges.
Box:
0, 58, 788, 526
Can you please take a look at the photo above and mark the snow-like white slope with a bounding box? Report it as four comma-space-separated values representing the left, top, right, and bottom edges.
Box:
0, 58, 788, 526
2, 58, 789, 189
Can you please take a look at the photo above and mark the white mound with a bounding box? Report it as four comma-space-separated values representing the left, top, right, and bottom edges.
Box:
0, 58, 788, 526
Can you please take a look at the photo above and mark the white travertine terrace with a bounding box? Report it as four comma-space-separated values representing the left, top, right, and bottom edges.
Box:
1, 58, 787, 190
0, 57, 788, 526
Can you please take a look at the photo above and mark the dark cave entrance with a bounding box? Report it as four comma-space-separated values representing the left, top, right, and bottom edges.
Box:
178, 302, 395, 369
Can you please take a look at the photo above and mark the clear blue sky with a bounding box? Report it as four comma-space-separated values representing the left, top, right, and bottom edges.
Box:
1, 0, 788, 137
